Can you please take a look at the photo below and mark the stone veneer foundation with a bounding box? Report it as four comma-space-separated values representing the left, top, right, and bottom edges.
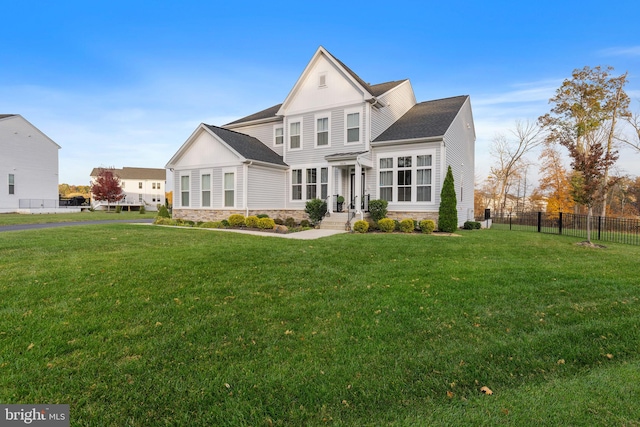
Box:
173, 209, 311, 223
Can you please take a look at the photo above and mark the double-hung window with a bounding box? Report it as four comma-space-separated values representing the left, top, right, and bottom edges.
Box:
292, 169, 302, 200
180, 175, 190, 207
306, 169, 317, 199
316, 117, 329, 146
320, 167, 328, 200
8, 174, 15, 195
397, 156, 412, 201
416, 155, 432, 202
139, 182, 143, 189
346, 112, 360, 143
379, 158, 393, 202
290, 121, 301, 149
201, 173, 211, 207
274, 127, 283, 146
224, 172, 234, 207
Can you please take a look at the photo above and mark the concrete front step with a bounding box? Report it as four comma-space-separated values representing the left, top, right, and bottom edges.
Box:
320, 213, 354, 231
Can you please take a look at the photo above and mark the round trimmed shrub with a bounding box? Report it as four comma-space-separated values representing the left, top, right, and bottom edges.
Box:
285, 217, 296, 228
245, 215, 259, 228
420, 219, 435, 234
257, 217, 276, 230
300, 219, 311, 228
399, 218, 415, 233
353, 220, 369, 233
228, 214, 246, 228
157, 205, 171, 218
257, 213, 269, 219
378, 218, 395, 233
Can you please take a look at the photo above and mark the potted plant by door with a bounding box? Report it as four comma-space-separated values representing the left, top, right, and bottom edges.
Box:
337, 195, 345, 212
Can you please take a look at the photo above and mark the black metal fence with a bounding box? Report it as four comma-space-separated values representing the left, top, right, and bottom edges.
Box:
490, 212, 640, 246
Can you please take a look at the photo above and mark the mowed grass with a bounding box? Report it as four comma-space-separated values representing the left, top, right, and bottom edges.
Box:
1, 225, 639, 426
0, 211, 156, 226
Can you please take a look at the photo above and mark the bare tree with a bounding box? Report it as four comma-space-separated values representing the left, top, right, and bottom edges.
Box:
488, 120, 544, 215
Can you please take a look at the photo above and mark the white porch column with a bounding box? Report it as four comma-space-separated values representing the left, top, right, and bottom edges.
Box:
327, 164, 333, 214
355, 161, 362, 214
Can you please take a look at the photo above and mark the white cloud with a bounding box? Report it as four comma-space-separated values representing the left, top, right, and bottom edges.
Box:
599, 46, 640, 57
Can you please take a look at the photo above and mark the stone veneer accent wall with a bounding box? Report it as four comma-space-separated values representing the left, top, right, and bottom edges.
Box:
173, 209, 310, 223
387, 210, 439, 223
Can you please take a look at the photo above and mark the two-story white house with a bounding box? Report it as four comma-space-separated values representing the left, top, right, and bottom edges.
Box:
0, 114, 61, 213
89, 167, 166, 211
166, 47, 475, 227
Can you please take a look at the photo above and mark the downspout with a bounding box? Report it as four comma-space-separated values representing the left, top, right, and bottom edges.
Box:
244, 161, 252, 217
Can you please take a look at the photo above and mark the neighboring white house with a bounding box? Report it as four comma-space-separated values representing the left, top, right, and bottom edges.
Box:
89, 167, 166, 211
166, 47, 476, 227
0, 114, 61, 213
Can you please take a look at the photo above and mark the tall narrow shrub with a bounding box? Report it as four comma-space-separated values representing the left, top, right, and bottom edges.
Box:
438, 166, 458, 232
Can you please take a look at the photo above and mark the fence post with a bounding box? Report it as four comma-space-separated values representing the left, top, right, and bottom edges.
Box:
537, 212, 542, 233
598, 216, 602, 241
509, 213, 512, 230
558, 212, 563, 235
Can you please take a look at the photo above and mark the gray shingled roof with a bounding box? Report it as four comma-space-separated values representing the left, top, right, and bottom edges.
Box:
224, 103, 282, 126
90, 167, 166, 179
374, 96, 469, 142
0, 114, 16, 119
369, 80, 407, 97
205, 125, 287, 166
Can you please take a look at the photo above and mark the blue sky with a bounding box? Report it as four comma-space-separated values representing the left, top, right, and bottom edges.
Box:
1, 0, 639, 186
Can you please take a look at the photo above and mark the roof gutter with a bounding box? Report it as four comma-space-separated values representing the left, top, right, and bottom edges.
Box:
370, 135, 443, 147
366, 97, 386, 109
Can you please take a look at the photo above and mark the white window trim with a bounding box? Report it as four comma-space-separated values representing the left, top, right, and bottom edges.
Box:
200, 170, 212, 208
288, 117, 303, 151
179, 173, 190, 208
273, 125, 284, 146
344, 108, 361, 145
314, 113, 331, 148
376, 150, 436, 204
291, 169, 303, 202
222, 168, 236, 208
290, 165, 327, 202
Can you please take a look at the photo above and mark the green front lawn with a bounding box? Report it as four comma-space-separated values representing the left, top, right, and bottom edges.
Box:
0, 211, 156, 226
1, 226, 639, 426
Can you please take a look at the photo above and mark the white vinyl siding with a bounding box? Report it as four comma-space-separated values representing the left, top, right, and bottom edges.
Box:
247, 166, 286, 209
370, 80, 417, 140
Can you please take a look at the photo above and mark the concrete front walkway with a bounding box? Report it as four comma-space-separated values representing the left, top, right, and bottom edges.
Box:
198, 227, 347, 240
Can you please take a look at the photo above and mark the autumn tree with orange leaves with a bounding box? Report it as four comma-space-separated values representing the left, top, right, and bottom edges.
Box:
539, 66, 630, 243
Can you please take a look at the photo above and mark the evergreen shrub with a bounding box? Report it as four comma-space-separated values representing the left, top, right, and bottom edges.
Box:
353, 220, 369, 233
420, 220, 435, 234
378, 218, 395, 233
228, 214, 246, 228
399, 219, 415, 233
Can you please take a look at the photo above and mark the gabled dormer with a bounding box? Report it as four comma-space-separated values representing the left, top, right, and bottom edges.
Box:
276, 46, 385, 117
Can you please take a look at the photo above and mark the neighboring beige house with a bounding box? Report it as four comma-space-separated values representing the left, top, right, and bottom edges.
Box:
90, 167, 166, 211
0, 114, 61, 213
166, 47, 476, 227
